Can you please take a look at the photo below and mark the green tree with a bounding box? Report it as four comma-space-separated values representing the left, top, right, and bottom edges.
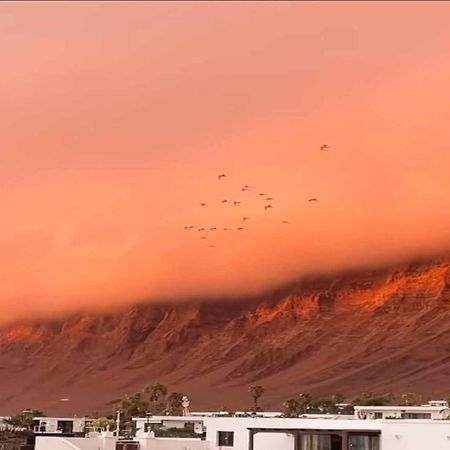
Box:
144, 383, 168, 414
311, 394, 345, 414
298, 393, 313, 414
120, 392, 149, 417
401, 392, 422, 406
248, 385, 265, 412
91, 417, 116, 431
166, 392, 184, 416
4, 410, 46, 430
353, 391, 391, 406
283, 399, 301, 417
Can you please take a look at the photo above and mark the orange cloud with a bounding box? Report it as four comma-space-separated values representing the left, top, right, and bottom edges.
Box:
1, 2, 450, 324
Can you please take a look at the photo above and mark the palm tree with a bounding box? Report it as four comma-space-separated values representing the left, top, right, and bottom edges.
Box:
248, 385, 265, 412
144, 383, 168, 414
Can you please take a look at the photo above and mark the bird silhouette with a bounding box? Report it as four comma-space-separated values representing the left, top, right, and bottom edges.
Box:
236, 227, 244, 230
265, 197, 273, 201
243, 217, 250, 221
241, 185, 251, 192
233, 201, 241, 206
320, 144, 329, 151
264, 204, 273, 210
184, 226, 189, 230
200, 202, 207, 206
210, 227, 217, 230
223, 228, 230, 231
198, 227, 206, 231
200, 236, 207, 240
259, 193, 266, 196
209, 245, 215, 248
218, 174, 227, 180
188, 226, 196, 229
281, 221, 290, 224
308, 198, 319, 202
221, 199, 228, 203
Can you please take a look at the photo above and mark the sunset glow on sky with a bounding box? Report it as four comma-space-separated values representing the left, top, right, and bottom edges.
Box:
1, 2, 450, 324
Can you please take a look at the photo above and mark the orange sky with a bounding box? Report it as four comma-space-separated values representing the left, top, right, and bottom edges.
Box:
1, 2, 450, 324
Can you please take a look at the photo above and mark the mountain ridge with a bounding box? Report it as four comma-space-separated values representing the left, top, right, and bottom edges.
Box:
0, 258, 449, 415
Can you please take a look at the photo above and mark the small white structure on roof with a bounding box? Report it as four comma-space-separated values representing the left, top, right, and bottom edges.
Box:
33, 416, 87, 434
133, 415, 205, 437
354, 400, 450, 420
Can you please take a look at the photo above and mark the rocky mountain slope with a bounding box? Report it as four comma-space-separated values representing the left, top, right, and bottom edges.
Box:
0, 259, 449, 415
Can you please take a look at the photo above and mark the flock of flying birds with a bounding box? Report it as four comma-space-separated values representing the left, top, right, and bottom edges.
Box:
184, 144, 329, 248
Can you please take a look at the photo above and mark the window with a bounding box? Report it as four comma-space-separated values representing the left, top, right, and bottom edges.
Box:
401, 413, 431, 419
349, 435, 379, 450
218, 431, 234, 447
301, 434, 332, 450
373, 413, 383, 419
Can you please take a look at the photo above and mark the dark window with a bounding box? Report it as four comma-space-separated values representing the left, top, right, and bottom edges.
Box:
349, 435, 379, 450
218, 431, 234, 447
301, 434, 342, 450
401, 413, 431, 419
57, 421, 73, 434
373, 413, 383, 419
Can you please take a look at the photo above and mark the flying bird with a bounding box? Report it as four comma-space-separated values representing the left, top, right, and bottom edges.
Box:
320, 144, 329, 151
200, 236, 207, 240
233, 201, 241, 206
209, 245, 215, 248
221, 199, 228, 203
236, 227, 244, 230
241, 185, 251, 192
243, 217, 250, 221
308, 198, 319, 202
210, 227, 217, 230
200, 202, 207, 206
218, 174, 227, 180
265, 197, 273, 201
223, 228, 230, 231
198, 227, 206, 231
264, 204, 273, 210
281, 221, 290, 224
259, 193, 266, 196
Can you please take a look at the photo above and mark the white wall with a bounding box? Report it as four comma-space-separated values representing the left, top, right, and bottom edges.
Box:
36, 435, 116, 450
381, 420, 450, 450
137, 436, 209, 450
204, 417, 381, 450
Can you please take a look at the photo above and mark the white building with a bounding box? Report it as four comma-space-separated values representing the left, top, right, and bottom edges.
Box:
133, 415, 206, 437
354, 401, 449, 420
33, 404, 450, 450
33, 416, 87, 434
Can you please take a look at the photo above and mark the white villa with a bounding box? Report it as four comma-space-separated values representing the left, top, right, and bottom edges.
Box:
30, 401, 450, 450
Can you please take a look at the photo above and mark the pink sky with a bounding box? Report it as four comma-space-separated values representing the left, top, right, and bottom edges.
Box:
1, 2, 450, 324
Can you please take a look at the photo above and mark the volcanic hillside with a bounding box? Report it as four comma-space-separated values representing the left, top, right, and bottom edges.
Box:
0, 259, 449, 415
